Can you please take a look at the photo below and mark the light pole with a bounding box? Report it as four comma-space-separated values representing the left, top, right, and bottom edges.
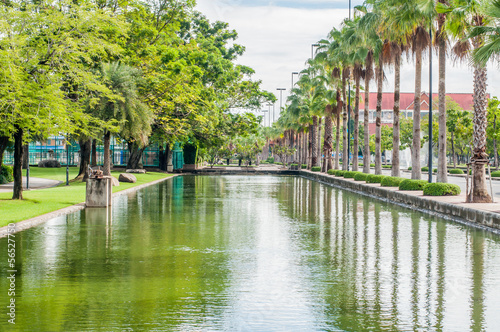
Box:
347, 0, 352, 171
26, 130, 30, 189
267, 104, 273, 125
262, 109, 269, 127
311, 44, 319, 60
428, 25, 433, 183
277, 88, 286, 116
291, 72, 299, 88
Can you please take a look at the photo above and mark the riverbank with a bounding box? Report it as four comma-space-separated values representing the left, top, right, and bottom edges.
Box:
0, 169, 174, 232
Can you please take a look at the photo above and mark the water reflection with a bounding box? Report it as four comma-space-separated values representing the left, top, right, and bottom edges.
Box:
0, 176, 499, 331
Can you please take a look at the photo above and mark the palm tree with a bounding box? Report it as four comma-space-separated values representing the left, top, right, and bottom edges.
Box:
440, 0, 492, 202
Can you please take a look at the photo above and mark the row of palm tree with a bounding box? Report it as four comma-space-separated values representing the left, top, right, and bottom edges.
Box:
269, 0, 500, 203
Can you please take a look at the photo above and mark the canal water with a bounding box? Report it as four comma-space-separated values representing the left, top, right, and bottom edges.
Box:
1, 175, 500, 331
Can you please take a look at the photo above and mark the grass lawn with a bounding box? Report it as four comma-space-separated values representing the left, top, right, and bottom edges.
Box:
0, 167, 172, 227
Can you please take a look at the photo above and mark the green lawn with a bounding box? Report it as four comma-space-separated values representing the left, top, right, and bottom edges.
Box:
0, 167, 172, 227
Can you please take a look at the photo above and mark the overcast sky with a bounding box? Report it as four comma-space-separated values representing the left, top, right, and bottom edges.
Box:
195, 0, 500, 114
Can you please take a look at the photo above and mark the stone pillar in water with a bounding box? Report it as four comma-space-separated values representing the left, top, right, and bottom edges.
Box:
86, 176, 112, 207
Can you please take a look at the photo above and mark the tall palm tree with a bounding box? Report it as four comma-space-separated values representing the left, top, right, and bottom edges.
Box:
440, 0, 492, 202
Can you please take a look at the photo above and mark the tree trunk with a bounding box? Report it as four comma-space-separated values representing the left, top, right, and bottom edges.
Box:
91, 139, 97, 166
375, 57, 383, 175
317, 117, 322, 169
353, 75, 360, 172
127, 142, 145, 169
22, 144, 29, 169
12, 125, 23, 200
76, 138, 91, 181
363, 72, 371, 174
308, 125, 313, 169
323, 105, 333, 172
0, 136, 9, 170
103, 131, 111, 176
311, 116, 318, 167
471, 59, 492, 203
411, 47, 422, 180
451, 133, 456, 169
437, 12, 448, 183
392, 50, 401, 177
494, 115, 499, 170
335, 90, 341, 170
342, 72, 348, 171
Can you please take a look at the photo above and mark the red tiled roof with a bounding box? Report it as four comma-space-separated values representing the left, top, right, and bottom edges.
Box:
359, 92, 480, 111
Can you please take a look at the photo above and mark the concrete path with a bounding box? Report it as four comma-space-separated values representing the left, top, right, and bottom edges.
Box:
0, 177, 62, 193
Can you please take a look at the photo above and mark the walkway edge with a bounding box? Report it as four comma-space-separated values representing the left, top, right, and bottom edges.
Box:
0, 174, 179, 238
301, 171, 500, 234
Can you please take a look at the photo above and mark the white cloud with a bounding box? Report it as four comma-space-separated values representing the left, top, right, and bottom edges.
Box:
195, 0, 500, 111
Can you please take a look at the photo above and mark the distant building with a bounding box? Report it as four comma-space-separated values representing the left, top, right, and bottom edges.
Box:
358, 92, 479, 135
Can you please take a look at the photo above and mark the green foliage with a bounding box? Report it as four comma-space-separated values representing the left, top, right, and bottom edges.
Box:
370, 163, 375, 167
421, 167, 429, 172
327, 169, 335, 175
399, 179, 429, 191
291, 164, 298, 167
408, 166, 412, 170
301, 164, 307, 169
381, 176, 405, 187
0, 165, 13, 184
344, 171, 361, 178
449, 169, 465, 174
491, 171, 500, 177
311, 166, 321, 172
382, 165, 392, 169
423, 183, 461, 196
335, 170, 346, 176
266, 157, 275, 163
366, 174, 387, 183
354, 172, 369, 181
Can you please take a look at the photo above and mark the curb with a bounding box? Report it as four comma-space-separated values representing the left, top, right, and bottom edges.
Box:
0, 174, 179, 238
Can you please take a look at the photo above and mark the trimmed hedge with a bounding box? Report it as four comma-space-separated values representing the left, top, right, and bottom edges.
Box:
408, 166, 412, 170
366, 174, 387, 183
0, 164, 13, 184
370, 163, 375, 167
449, 169, 464, 175
266, 157, 275, 163
301, 164, 307, 169
275, 162, 283, 165
399, 179, 428, 191
382, 165, 392, 169
327, 169, 335, 175
421, 167, 429, 172
335, 170, 346, 177
491, 170, 500, 177
311, 166, 321, 172
381, 176, 406, 187
423, 183, 461, 196
354, 172, 369, 181
344, 171, 361, 178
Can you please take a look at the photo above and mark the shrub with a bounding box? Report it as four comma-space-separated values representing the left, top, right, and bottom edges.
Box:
0, 164, 14, 184
311, 166, 321, 172
301, 164, 307, 169
423, 183, 461, 196
421, 166, 429, 172
366, 174, 387, 183
370, 163, 375, 167
433, 168, 437, 173
327, 169, 335, 175
408, 166, 412, 170
344, 171, 361, 178
38, 159, 61, 168
266, 157, 274, 163
381, 176, 406, 187
491, 170, 500, 177
449, 169, 464, 175
335, 170, 346, 177
290, 164, 298, 167
399, 179, 428, 191
354, 172, 368, 181
382, 165, 392, 169
275, 162, 283, 165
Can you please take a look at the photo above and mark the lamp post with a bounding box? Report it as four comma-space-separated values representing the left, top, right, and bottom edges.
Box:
262, 109, 269, 127
311, 44, 319, 60
428, 26, 433, 183
267, 104, 273, 125
291, 72, 299, 88
26, 130, 30, 189
277, 88, 286, 116
347, 0, 352, 171
66, 135, 70, 186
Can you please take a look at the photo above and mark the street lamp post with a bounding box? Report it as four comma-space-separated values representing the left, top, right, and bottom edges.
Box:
347, 0, 352, 171
428, 26, 433, 183
277, 88, 286, 116
311, 44, 319, 60
291, 72, 299, 88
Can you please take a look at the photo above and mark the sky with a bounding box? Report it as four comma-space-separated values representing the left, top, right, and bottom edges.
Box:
195, 0, 500, 118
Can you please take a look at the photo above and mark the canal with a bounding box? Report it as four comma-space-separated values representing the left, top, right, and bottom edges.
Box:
1, 175, 500, 331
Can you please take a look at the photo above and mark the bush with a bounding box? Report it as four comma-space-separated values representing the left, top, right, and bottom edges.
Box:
433, 168, 437, 173
399, 179, 428, 191
327, 169, 335, 175
381, 176, 406, 187
311, 166, 321, 172
0, 164, 14, 184
382, 165, 392, 169
335, 170, 346, 177
491, 170, 500, 177
421, 166, 429, 172
366, 174, 387, 183
408, 166, 412, 170
354, 172, 368, 181
275, 162, 283, 165
290, 164, 298, 167
423, 183, 461, 196
370, 163, 375, 167
449, 169, 464, 175
344, 171, 361, 178
301, 164, 307, 169
38, 159, 61, 168
266, 157, 274, 163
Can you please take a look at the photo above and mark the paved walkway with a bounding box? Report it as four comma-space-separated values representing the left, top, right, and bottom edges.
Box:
0, 177, 62, 193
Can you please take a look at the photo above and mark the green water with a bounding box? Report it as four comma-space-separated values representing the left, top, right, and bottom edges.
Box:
1, 175, 500, 331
